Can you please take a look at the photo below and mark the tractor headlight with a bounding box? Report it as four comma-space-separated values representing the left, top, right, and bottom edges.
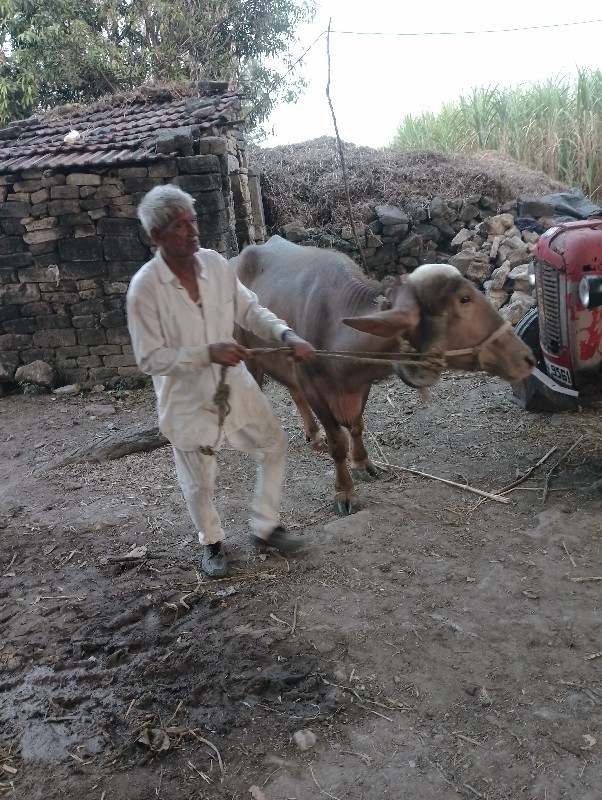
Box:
579, 275, 602, 308
528, 261, 536, 287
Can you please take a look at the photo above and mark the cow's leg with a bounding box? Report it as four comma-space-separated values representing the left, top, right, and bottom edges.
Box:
288, 385, 328, 452
302, 388, 360, 516
347, 416, 381, 480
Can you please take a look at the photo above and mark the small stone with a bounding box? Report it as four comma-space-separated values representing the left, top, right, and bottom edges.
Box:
293, 729, 317, 751
53, 383, 81, 395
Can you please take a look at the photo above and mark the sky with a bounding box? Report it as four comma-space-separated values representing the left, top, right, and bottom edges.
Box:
261, 1, 602, 149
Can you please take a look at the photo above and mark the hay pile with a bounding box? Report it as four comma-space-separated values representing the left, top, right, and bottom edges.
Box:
251, 137, 564, 233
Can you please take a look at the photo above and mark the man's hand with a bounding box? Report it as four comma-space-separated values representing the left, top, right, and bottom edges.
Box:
282, 330, 316, 362
209, 342, 251, 366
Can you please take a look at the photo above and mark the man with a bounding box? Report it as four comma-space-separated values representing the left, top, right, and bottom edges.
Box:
127, 185, 315, 578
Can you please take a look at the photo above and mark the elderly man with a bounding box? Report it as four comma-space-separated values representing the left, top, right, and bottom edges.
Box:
127, 185, 315, 577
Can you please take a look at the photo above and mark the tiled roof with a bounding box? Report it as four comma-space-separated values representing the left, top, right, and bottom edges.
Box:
0, 84, 243, 174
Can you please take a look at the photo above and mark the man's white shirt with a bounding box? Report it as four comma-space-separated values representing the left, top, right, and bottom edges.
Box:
126, 248, 290, 451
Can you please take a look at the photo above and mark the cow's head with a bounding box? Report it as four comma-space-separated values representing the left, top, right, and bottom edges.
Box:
342, 264, 535, 384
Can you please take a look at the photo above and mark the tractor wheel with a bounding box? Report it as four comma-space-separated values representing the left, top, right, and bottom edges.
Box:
511, 308, 578, 411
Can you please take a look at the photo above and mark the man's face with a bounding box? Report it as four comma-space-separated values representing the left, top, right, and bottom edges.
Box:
152, 207, 199, 261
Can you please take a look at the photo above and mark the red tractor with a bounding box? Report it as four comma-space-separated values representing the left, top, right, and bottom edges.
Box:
513, 219, 602, 410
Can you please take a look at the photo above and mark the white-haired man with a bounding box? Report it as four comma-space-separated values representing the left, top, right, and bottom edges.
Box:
127, 185, 315, 577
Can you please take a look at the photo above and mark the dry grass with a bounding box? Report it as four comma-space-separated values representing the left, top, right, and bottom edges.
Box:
251, 137, 565, 233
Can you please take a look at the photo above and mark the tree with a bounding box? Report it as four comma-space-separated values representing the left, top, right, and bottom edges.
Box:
0, 0, 314, 129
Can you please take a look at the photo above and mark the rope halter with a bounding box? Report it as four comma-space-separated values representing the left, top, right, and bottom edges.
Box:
444, 320, 513, 370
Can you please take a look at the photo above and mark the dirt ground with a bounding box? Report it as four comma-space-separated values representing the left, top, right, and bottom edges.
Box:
1, 371, 601, 800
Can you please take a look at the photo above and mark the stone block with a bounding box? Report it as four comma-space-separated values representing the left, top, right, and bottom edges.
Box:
0, 303, 19, 322
74, 225, 97, 238
35, 315, 73, 330
76, 328, 107, 346
72, 315, 97, 329
87, 207, 108, 220
117, 167, 148, 178
0, 352, 19, 381
0, 333, 32, 350
77, 355, 102, 367
0, 201, 29, 218
30, 202, 48, 218
59, 213, 93, 226
103, 281, 128, 295
79, 186, 97, 199
175, 173, 221, 193
55, 345, 88, 358
51, 185, 80, 199
106, 327, 131, 345
122, 177, 163, 194
96, 218, 139, 237
23, 228, 65, 245
30, 189, 49, 205
66, 173, 102, 186
13, 179, 42, 193
0, 236, 26, 255
2, 317, 37, 334
17, 264, 61, 283
58, 238, 104, 262
29, 241, 60, 257
21, 301, 53, 316
87, 367, 114, 381
147, 162, 178, 178
0, 268, 18, 284
89, 344, 121, 356
94, 184, 123, 200
110, 195, 135, 207
70, 299, 108, 316
15, 360, 60, 388
111, 205, 138, 219
42, 174, 66, 187
103, 354, 136, 367
117, 366, 144, 378
1, 218, 25, 235
80, 196, 110, 211
0, 282, 40, 304
33, 328, 76, 348
22, 348, 55, 363
108, 261, 141, 280
103, 236, 148, 261
78, 288, 103, 300
100, 309, 126, 328
47, 199, 81, 216
24, 216, 58, 232
177, 155, 221, 174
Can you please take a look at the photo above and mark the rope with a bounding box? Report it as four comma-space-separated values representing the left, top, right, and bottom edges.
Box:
200, 321, 511, 455
199, 365, 231, 456
250, 346, 446, 370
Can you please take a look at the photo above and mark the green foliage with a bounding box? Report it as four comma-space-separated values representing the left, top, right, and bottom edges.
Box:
392, 69, 602, 203
0, 0, 314, 129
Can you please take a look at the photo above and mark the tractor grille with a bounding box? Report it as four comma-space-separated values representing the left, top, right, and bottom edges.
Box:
536, 260, 562, 354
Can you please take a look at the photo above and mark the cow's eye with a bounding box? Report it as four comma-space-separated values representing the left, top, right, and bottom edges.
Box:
460, 294, 471, 304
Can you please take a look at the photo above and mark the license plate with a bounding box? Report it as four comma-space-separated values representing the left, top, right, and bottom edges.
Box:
545, 359, 573, 386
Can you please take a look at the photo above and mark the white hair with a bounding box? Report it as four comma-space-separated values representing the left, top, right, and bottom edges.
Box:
407, 263, 461, 288
137, 184, 196, 236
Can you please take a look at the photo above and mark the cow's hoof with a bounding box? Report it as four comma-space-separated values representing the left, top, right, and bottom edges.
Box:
306, 434, 328, 453
351, 464, 382, 482
333, 498, 361, 516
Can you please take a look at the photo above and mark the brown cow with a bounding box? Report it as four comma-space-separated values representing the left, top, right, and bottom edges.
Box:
232, 235, 535, 515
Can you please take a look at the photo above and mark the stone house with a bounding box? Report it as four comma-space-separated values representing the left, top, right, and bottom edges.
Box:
0, 82, 266, 388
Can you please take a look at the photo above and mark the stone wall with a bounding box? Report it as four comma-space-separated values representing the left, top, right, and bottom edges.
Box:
0, 132, 265, 389
278, 194, 555, 325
